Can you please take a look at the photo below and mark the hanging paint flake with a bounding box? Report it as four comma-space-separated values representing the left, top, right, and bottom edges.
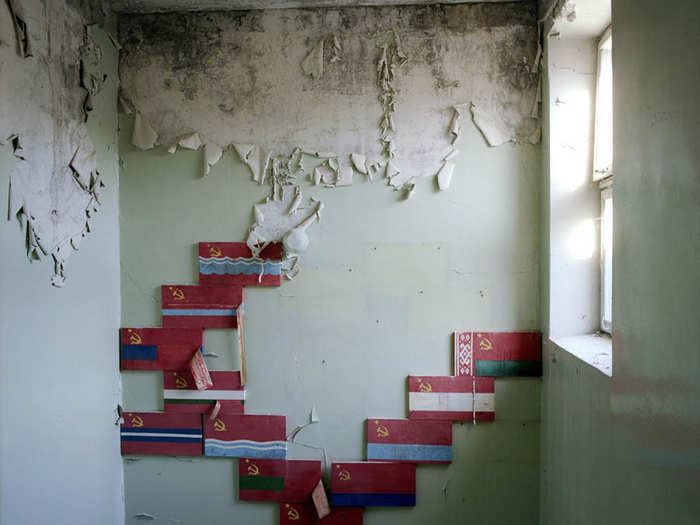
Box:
120, 327, 203, 371
120, 412, 202, 456
366, 418, 452, 464
408, 376, 495, 422
161, 285, 243, 329
453, 331, 542, 377
330, 462, 416, 507
164, 371, 245, 414
198, 242, 282, 286
239, 459, 322, 503
204, 414, 286, 458
280, 503, 363, 525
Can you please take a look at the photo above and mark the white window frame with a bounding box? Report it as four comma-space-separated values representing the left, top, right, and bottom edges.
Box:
594, 26, 613, 334
593, 26, 613, 181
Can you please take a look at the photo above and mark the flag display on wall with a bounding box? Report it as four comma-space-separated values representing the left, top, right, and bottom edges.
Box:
279, 503, 364, 525
454, 331, 542, 377
120, 327, 203, 371
161, 285, 243, 329
366, 418, 452, 464
199, 242, 282, 286
163, 371, 245, 414
408, 375, 495, 421
239, 459, 322, 502
120, 412, 202, 456
204, 414, 286, 458
330, 462, 416, 507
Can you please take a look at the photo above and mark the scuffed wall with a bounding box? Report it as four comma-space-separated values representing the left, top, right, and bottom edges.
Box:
0, 1, 124, 524
119, 3, 541, 525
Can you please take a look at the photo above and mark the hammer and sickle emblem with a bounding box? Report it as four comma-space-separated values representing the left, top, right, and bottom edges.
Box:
169, 286, 185, 301
127, 329, 142, 345
247, 463, 260, 476
130, 415, 144, 427
213, 418, 226, 432
418, 380, 432, 393
338, 469, 351, 481
174, 374, 188, 389
209, 246, 223, 257
285, 504, 300, 521
376, 425, 389, 438
477, 334, 492, 351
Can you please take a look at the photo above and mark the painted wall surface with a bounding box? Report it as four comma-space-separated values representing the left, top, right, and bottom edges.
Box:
546, 37, 600, 337
118, 3, 542, 524
0, 3, 123, 524
540, 1, 700, 524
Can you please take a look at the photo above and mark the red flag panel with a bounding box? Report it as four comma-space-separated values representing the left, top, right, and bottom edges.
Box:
164, 371, 245, 414
120, 327, 202, 371
199, 242, 282, 286
120, 412, 202, 456
161, 285, 243, 329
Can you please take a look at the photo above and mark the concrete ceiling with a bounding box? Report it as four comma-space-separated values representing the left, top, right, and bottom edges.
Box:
112, 0, 525, 14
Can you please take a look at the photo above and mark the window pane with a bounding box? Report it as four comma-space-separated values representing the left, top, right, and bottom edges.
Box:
601, 193, 613, 331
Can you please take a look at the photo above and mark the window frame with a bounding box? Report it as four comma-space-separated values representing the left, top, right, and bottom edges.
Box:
593, 26, 613, 182
594, 26, 613, 334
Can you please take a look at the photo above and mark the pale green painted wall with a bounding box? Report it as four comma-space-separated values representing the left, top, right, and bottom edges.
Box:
539, 1, 700, 524
0, 24, 123, 525
119, 114, 542, 523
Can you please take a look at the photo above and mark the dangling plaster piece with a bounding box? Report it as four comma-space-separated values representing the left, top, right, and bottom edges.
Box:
247, 186, 321, 262
233, 143, 255, 161
312, 162, 336, 186
350, 153, 368, 176
69, 127, 97, 191
470, 102, 514, 147
436, 162, 455, 191
80, 26, 106, 122
302, 37, 324, 80
287, 186, 303, 215
334, 164, 353, 187
132, 112, 158, 151
5, 0, 31, 58
168, 132, 203, 154
203, 142, 223, 177
118, 92, 134, 115
448, 103, 469, 144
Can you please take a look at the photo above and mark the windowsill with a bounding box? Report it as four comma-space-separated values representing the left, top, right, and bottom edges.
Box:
550, 333, 612, 377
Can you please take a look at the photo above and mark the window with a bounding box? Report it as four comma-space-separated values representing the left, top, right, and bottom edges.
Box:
594, 27, 613, 333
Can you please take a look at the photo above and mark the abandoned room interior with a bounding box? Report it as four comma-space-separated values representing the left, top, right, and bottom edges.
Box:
0, 0, 698, 523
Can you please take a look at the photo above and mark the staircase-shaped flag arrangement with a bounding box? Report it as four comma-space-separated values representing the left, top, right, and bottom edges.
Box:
119, 239, 541, 523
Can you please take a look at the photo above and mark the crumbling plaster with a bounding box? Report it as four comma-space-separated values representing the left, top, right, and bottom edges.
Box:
1, 0, 116, 284
118, 3, 541, 183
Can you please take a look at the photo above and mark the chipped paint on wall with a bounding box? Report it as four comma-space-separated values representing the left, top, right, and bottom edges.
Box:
1, 0, 115, 286
119, 4, 540, 183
